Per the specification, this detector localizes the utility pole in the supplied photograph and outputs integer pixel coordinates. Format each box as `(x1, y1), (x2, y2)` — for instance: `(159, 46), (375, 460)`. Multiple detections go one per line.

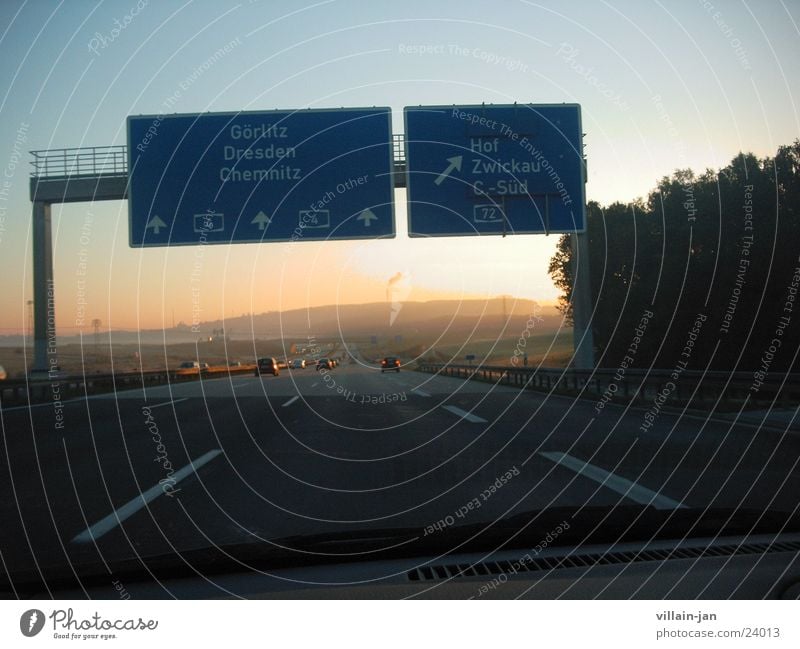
(91, 318), (101, 357)
(26, 300), (34, 340)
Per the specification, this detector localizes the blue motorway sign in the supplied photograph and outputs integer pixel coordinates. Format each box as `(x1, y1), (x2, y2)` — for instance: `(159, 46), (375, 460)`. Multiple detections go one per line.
(127, 108), (395, 246)
(404, 104), (585, 236)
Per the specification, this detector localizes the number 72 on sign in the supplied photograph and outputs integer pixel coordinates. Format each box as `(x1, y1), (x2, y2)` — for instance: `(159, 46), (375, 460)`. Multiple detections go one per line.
(474, 204), (505, 223)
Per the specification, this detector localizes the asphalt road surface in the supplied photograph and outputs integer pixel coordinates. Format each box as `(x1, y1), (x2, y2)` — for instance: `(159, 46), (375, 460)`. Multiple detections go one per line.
(2, 357), (799, 580)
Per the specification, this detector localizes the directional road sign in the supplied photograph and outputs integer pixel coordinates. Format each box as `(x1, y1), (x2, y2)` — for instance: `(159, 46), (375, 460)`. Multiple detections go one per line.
(127, 108), (395, 247)
(404, 104), (585, 237)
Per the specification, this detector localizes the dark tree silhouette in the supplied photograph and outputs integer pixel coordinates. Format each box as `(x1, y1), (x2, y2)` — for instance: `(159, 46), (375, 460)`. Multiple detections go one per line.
(549, 141), (800, 372)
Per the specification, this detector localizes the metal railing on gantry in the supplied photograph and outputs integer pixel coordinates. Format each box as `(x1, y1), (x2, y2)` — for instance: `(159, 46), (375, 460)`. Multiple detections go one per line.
(30, 145), (128, 179)
(30, 137), (409, 180)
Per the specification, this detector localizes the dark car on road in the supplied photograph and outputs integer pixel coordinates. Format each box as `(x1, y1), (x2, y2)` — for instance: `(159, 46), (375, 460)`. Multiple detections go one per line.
(255, 357), (280, 376)
(315, 358), (333, 370)
(381, 357), (401, 373)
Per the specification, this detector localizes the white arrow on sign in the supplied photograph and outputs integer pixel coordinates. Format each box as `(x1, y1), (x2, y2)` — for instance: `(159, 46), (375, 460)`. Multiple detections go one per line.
(357, 209), (378, 227)
(251, 211), (271, 230)
(434, 155), (463, 186)
(146, 215), (167, 234)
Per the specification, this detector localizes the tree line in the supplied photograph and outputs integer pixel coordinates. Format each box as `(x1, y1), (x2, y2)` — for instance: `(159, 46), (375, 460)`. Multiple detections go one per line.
(548, 141), (800, 372)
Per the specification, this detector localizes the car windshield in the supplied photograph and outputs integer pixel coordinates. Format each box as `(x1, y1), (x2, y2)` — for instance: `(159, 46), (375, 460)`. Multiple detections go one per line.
(1, 1), (798, 601)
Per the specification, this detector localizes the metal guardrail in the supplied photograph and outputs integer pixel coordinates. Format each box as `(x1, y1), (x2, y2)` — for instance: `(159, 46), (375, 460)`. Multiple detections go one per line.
(30, 145), (127, 179)
(0, 365), (256, 407)
(30, 135), (409, 180)
(416, 363), (800, 411)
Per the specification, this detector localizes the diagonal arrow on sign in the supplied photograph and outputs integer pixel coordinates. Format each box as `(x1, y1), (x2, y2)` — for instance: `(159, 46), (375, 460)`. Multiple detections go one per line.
(251, 211), (271, 230)
(357, 209), (378, 227)
(146, 215), (167, 234)
(433, 155), (463, 185)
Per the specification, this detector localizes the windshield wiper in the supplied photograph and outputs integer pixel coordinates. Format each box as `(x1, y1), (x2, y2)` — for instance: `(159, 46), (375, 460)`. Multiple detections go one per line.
(3, 506), (797, 596)
(231, 505), (800, 557)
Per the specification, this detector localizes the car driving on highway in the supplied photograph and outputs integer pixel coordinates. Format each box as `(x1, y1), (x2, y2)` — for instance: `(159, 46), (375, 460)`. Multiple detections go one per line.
(255, 357), (280, 376)
(381, 357), (401, 373)
(290, 359), (306, 369)
(315, 358), (333, 370)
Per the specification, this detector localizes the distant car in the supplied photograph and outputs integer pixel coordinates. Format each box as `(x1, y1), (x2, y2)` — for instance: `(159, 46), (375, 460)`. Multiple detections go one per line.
(255, 357), (280, 376)
(381, 357), (400, 373)
(316, 358), (333, 371)
(200, 362), (210, 372)
(229, 360), (242, 367)
(291, 359), (306, 369)
(0, 365), (6, 380)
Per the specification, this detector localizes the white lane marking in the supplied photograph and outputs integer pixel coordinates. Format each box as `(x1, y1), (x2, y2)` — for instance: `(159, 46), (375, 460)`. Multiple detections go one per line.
(441, 405), (487, 424)
(146, 398), (189, 409)
(2, 401), (66, 411)
(412, 388), (431, 397)
(311, 382), (319, 388)
(1, 390), (134, 411)
(282, 396), (299, 407)
(539, 451), (686, 510)
(72, 449), (223, 544)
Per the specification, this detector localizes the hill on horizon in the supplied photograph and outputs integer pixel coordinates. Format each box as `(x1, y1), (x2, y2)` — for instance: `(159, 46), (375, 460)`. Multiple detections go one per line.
(0, 297), (565, 346)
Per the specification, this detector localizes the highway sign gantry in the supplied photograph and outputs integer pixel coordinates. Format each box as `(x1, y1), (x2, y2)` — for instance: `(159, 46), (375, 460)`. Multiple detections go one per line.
(404, 104), (586, 237)
(127, 107), (395, 247)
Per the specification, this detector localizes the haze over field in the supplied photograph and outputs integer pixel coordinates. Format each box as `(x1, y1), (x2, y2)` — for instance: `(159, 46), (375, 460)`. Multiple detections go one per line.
(0, 297), (567, 374)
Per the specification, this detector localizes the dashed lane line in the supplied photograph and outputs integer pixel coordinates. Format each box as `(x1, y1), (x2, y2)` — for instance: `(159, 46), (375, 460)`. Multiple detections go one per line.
(71, 449), (224, 544)
(147, 398), (189, 409)
(441, 405), (487, 424)
(539, 451), (686, 510)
